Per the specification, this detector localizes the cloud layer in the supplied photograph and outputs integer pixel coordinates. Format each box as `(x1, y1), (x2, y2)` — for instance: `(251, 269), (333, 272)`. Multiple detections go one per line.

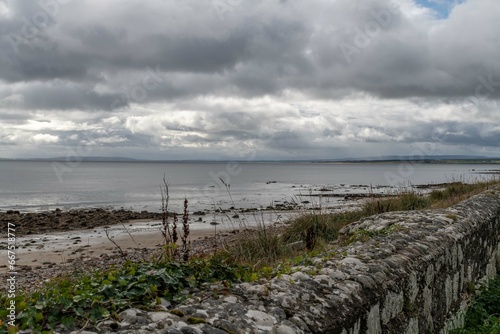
(0, 0), (499, 159)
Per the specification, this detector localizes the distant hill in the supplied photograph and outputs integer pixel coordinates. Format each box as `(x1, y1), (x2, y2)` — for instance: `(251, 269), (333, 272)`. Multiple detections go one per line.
(0, 156), (142, 162)
(48, 156), (142, 162)
(0, 155), (499, 163)
(327, 155), (500, 163)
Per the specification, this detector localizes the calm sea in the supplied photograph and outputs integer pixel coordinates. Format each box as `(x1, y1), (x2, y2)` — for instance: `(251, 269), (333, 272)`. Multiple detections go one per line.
(0, 161), (496, 213)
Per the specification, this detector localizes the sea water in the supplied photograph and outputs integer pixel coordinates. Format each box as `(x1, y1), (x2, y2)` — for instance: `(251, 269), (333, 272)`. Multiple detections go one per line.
(0, 161), (496, 213)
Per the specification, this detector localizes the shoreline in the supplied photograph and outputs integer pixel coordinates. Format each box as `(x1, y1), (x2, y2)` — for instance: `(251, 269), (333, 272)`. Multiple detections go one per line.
(0, 182), (442, 237)
(0, 182), (449, 267)
(0, 207), (295, 266)
(0, 182), (456, 292)
(0, 219), (241, 270)
(0, 216), (280, 292)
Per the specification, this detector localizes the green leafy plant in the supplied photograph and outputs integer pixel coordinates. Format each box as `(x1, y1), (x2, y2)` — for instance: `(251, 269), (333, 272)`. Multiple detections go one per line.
(451, 276), (500, 333)
(0, 258), (249, 332)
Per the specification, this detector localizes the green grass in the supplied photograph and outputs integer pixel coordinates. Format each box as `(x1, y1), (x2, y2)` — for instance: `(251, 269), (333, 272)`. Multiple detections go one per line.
(361, 191), (430, 214)
(428, 180), (497, 208)
(219, 179), (499, 268)
(282, 210), (364, 250)
(362, 179), (498, 214)
(451, 276), (500, 334)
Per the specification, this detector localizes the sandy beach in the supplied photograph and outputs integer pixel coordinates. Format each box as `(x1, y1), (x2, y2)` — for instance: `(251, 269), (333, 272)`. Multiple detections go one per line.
(1, 219), (232, 271)
(0, 209), (293, 291)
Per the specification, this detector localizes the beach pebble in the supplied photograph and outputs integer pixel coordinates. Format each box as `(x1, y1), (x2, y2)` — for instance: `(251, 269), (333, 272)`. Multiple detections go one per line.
(163, 329), (183, 334)
(223, 295), (238, 303)
(180, 327), (203, 334)
(200, 326), (228, 334)
(246, 310), (277, 327)
(148, 311), (179, 324)
(274, 324), (297, 334)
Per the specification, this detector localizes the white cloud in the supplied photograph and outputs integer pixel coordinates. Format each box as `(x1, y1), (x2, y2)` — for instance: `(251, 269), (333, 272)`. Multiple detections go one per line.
(0, 1), (10, 18)
(32, 133), (59, 144)
(96, 136), (128, 143)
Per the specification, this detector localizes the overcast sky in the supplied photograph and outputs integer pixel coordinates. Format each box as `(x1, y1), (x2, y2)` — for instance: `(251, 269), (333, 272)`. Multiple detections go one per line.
(0, 0), (499, 160)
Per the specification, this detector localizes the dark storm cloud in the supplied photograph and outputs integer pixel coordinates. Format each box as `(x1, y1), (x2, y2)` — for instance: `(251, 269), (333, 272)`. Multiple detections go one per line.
(19, 83), (121, 110)
(429, 122), (500, 148)
(1, 0), (499, 106)
(0, 111), (31, 122)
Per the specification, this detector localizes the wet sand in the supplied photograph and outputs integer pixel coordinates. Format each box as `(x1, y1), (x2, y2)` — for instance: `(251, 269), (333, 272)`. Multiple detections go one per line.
(0, 216), (272, 274)
(0, 217), (261, 292)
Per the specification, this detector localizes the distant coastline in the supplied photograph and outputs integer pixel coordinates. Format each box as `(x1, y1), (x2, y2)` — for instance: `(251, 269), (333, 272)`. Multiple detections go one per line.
(1, 155), (500, 164)
(316, 159), (500, 165)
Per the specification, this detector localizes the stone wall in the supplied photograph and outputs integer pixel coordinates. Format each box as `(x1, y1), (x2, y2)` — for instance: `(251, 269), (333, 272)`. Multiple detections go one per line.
(96, 189), (500, 334)
(334, 189), (500, 334)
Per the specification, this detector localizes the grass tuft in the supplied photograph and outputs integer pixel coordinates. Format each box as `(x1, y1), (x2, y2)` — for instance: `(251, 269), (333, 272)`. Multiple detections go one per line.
(219, 224), (294, 268)
(282, 212), (348, 251)
(362, 191), (430, 215)
(428, 180), (496, 208)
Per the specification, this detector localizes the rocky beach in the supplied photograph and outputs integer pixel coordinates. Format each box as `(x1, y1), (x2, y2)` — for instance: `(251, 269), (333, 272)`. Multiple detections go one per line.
(0, 208), (163, 236)
(0, 207), (290, 292)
